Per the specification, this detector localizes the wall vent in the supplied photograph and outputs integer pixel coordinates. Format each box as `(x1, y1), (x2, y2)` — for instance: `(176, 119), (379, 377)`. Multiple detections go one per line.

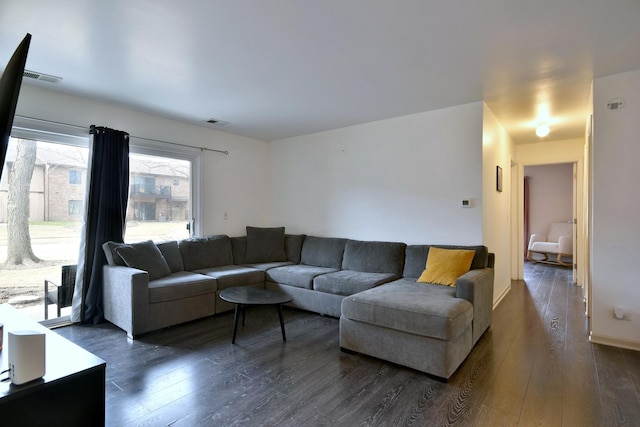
(205, 118), (229, 126)
(23, 69), (62, 84)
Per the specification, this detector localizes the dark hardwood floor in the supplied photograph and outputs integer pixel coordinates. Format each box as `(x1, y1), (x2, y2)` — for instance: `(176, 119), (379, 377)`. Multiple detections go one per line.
(56, 263), (640, 426)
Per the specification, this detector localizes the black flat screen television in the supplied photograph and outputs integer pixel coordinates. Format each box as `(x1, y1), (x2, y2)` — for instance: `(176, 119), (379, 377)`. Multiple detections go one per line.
(0, 33), (31, 171)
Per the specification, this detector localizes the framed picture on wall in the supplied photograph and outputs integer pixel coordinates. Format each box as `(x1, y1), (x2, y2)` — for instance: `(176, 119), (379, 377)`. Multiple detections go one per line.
(496, 166), (503, 192)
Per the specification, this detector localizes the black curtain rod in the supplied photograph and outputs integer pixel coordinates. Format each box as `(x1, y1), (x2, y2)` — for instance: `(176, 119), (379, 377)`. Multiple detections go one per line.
(132, 135), (229, 155)
(16, 115), (229, 155)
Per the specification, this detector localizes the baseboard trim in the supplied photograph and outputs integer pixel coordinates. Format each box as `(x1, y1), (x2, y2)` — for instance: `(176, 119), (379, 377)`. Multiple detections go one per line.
(589, 333), (640, 351)
(493, 284), (511, 310)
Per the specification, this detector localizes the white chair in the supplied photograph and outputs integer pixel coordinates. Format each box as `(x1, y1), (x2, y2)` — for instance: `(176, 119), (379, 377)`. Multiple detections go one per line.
(527, 222), (573, 267)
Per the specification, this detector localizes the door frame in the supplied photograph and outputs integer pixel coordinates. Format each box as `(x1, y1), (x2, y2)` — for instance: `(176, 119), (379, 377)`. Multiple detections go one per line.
(513, 157), (585, 287)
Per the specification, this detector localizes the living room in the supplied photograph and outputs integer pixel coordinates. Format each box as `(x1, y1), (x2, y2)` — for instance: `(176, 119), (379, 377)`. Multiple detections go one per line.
(1, 1), (640, 425)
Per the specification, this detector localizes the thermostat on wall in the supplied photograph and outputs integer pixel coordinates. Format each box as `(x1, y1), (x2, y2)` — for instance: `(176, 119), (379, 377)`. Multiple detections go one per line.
(460, 199), (471, 208)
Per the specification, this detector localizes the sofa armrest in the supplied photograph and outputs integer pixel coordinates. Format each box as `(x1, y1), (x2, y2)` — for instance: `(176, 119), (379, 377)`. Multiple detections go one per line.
(455, 267), (494, 345)
(103, 265), (150, 339)
(557, 235), (573, 255)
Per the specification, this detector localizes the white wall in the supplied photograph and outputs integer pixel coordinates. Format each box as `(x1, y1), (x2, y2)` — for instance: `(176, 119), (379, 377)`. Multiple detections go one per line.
(15, 85), (271, 237)
(270, 102), (484, 245)
(517, 139), (584, 165)
(524, 163), (573, 237)
(482, 104), (515, 305)
(591, 68), (640, 349)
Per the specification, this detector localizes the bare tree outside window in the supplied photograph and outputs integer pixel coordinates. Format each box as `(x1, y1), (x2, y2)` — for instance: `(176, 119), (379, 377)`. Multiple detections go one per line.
(5, 138), (39, 265)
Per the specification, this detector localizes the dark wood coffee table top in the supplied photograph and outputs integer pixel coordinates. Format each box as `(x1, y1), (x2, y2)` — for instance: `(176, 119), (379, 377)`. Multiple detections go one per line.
(219, 286), (292, 306)
(219, 287), (292, 344)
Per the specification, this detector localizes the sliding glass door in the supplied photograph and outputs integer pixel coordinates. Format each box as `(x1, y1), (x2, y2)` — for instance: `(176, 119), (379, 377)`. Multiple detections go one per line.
(0, 119), (201, 323)
(124, 151), (194, 244)
(0, 137), (88, 322)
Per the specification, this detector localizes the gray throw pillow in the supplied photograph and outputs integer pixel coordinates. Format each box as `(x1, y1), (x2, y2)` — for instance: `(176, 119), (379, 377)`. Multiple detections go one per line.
(179, 236), (234, 270)
(301, 236), (348, 268)
(244, 226), (286, 263)
(115, 240), (172, 281)
(156, 241), (184, 273)
(102, 241), (126, 266)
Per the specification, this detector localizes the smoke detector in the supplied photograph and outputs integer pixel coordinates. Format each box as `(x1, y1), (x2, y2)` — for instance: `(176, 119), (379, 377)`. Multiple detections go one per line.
(23, 69), (62, 84)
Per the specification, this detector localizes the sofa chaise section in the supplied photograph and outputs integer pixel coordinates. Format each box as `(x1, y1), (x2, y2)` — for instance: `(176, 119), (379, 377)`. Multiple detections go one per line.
(340, 244), (494, 379)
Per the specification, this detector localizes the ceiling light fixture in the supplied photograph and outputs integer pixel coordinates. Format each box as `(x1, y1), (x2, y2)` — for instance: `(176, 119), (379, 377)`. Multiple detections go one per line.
(536, 124), (550, 137)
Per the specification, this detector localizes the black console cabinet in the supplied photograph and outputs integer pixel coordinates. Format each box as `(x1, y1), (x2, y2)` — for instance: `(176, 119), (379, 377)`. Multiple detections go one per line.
(0, 304), (106, 426)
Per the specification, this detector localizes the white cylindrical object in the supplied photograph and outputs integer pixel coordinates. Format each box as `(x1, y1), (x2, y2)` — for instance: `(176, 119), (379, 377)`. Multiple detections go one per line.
(8, 330), (46, 385)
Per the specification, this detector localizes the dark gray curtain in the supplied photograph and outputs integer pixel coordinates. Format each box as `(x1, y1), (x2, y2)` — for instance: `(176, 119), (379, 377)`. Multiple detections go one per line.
(77, 125), (129, 324)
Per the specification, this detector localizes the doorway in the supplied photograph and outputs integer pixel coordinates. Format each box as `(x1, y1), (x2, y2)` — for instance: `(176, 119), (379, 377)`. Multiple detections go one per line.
(518, 161), (581, 285)
(524, 163), (575, 275)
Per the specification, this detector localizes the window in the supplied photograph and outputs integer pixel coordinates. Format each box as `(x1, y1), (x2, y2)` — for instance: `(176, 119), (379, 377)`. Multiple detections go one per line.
(124, 145), (200, 243)
(68, 200), (83, 215)
(133, 175), (155, 195)
(69, 170), (82, 184)
(1, 117), (202, 322)
(1, 116), (89, 322)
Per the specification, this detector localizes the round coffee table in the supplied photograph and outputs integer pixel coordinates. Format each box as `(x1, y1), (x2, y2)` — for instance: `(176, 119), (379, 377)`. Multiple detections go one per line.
(219, 286), (292, 344)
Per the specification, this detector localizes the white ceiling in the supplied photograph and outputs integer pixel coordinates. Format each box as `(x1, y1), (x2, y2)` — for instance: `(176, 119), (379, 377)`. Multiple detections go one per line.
(2, 1), (640, 143)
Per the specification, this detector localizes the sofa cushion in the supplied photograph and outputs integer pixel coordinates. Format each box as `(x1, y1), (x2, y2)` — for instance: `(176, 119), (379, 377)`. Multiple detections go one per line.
(195, 265), (265, 290)
(267, 265), (339, 289)
(285, 234), (305, 263)
(417, 247), (475, 286)
(102, 241), (126, 266)
(342, 240), (406, 275)
(230, 236), (247, 265)
(242, 261), (294, 271)
(313, 270), (397, 296)
(403, 245), (489, 278)
(244, 226), (287, 263)
(341, 281), (473, 341)
(300, 236), (348, 268)
(179, 236), (234, 270)
(115, 240), (172, 281)
(235, 234), (305, 265)
(148, 272), (217, 303)
(156, 240), (184, 273)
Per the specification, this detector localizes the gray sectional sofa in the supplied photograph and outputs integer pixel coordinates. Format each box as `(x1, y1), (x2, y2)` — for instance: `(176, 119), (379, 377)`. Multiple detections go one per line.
(102, 226), (494, 379)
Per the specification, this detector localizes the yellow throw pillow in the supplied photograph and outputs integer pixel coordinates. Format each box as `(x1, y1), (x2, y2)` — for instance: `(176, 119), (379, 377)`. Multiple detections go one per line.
(417, 247), (476, 286)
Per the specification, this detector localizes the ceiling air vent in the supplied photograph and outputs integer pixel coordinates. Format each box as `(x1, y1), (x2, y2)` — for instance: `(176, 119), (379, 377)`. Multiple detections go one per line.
(205, 118), (229, 126)
(23, 69), (62, 84)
